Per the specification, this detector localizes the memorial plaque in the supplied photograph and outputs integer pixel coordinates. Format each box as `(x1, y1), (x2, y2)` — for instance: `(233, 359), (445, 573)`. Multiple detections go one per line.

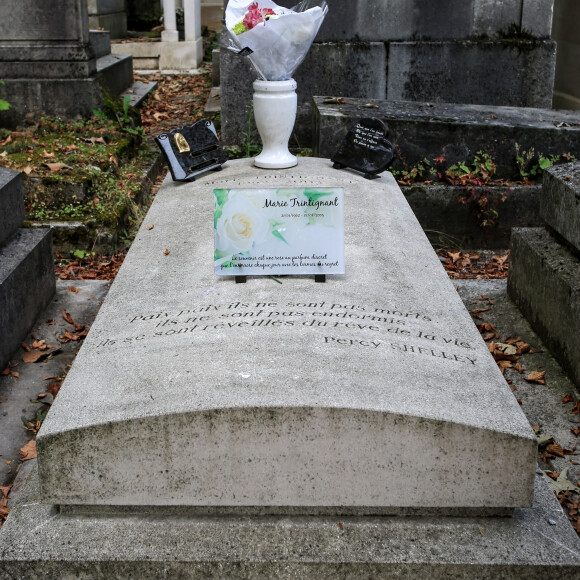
(331, 117), (395, 179)
(214, 187), (345, 276)
(155, 120), (228, 182)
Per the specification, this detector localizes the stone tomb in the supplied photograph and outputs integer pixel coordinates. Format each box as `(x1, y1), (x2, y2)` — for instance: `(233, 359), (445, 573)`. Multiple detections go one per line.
(1, 159), (579, 576)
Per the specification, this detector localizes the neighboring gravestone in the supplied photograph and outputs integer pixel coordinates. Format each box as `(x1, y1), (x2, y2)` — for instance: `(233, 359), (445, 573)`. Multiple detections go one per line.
(509, 162), (580, 387)
(0, 168), (55, 371)
(0, 0), (101, 127)
(1, 159), (579, 575)
(0, 0), (141, 128)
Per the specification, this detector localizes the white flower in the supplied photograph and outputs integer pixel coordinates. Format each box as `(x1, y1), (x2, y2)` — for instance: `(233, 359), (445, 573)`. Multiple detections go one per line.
(216, 192), (270, 254)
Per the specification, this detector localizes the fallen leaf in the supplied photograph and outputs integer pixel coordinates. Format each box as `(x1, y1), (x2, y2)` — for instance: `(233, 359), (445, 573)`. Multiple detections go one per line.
(544, 468), (579, 494)
(563, 393), (574, 404)
(43, 162), (72, 172)
(19, 440), (37, 461)
(0, 505), (10, 521)
(22, 350), (44, 363)
(0, 485), (12, 499)
(513, 362), (524, 374)
(147, 224), (154, 230)
(571, 428), (580, 437)
(22, 348), (60, 363)
(81, 136), (106, 145)
(538, 434), (554, 446)
(470, 308), (490, 314)
(68, 286), (79, 293)
(0, 367), (10, 376)
(62, 310), (74, 325)
(526, 370), (546, 384)
(494, 343), (518, 356)
(21, 165), (33, 175)
(547, 443), (565, 458)
(164, 249), (170, 255)
(496, 360), (512, 373)
(448, 251), (461, 263)
(47, 381), (62, 397)
(21, 343), (31, 352)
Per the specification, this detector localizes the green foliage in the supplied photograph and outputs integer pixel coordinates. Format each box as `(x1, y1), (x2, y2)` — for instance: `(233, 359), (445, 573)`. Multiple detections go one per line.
(515, 143), (576, 181)
(0, 80), (10, 111)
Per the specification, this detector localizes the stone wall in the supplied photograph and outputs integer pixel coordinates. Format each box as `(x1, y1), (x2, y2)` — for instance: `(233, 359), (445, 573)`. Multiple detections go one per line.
(87, 0), (128, 39)
(552, 0), (580, 109)
(220, 0), (556, 147)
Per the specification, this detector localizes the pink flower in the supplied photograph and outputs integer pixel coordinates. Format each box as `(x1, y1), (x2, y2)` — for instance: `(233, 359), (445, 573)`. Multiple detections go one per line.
(243, 2), (276, 31)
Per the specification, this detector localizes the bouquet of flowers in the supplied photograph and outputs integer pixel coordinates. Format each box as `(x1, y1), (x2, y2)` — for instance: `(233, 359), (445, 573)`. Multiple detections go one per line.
(226, 0), (328, 81)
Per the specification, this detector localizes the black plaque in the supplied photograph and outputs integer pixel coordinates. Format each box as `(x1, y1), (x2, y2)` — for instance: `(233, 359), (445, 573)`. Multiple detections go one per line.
(331, 118), (395, 179)
(155, 120), (228, 182)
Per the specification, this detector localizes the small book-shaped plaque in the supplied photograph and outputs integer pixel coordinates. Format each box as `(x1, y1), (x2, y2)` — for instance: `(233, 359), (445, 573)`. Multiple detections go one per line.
(331, 118), (395, 179)
(155, 120), (228, 182)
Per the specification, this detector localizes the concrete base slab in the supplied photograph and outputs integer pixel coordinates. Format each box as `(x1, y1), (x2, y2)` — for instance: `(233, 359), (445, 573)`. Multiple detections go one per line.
(508, 227), (580, 387)
(0, 465), (578, 578)
(0, 229), (55, 371)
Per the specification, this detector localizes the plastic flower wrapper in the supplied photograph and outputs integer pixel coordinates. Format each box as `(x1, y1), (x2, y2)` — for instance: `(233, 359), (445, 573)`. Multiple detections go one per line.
(226, 0), (328, 81)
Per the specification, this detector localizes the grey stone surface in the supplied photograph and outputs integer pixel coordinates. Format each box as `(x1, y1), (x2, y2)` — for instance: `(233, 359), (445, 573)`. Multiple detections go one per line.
(96, 53), (134, 96)
(87, 0), (127, 39)
(552, 0), (580, 109)
(0, 281), (109, 489)
(508, 227), (580, 387)
(0, 464), (579, 577)
(0, 229), (55, 372)
(0, 79), (103, 129)
(387, 41), (556, 108)
(313, 98), (580, 179)
(403, 184), (543, 249)
(522, 0), (555, 38)
(0, 0), (104, 127)
(37, 159), (535, 510)
(272, 0), (548, 42)
(473, 0), (522, 37)
(0, 0), (90, 42)
(89, 29), (112, 59)
(220, 42), (387, 147)
(89, 13), (127, 40)
(0, 169), (25, 249)
(541, 162), (580, 252)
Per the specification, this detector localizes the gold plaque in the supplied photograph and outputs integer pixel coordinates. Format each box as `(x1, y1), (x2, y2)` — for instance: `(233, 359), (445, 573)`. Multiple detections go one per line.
(174, 133), (190, 153)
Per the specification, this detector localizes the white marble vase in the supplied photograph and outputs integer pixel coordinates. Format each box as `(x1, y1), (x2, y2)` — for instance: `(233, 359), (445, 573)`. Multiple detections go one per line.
(253, 78), (298, 169)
